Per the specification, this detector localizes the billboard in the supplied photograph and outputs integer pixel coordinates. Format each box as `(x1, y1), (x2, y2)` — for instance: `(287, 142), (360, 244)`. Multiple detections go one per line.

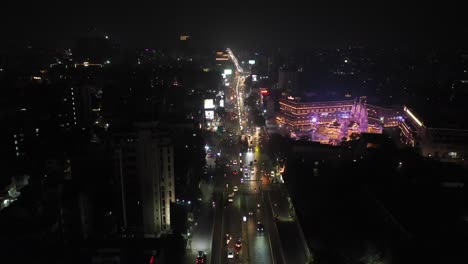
(248, 60), (255, 65)
(205, 110), (214, 120)
(204, 99), (215, 109)
(224, 69), (233, 75)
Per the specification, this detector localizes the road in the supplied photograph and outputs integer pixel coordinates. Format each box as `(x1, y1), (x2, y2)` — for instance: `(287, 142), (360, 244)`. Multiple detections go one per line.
(190, 49), (310, 264)
(210, 62), (276, 264)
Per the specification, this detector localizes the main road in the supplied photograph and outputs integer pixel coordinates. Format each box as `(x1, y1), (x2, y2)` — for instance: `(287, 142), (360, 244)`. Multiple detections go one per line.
(209, 48), (310, 264)
(211, 60), (281, 264)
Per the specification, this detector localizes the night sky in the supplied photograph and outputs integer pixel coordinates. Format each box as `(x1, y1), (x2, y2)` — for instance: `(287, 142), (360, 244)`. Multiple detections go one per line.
(1, 1), (466, 49)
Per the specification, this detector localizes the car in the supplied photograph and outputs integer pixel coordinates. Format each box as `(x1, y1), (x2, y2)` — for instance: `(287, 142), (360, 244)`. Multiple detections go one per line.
(233, 170), (238, 175)
(232, 160), (238, 165)
(228, 197), (234, 203)
(196, 251), (207, 263)
(244, 172), (249, 177)
(227, 249), (234, 259)
(257, 222), (264, 232)
(233, 186), (238, 192)
(228, 192), (234, 198)
(235, 238), (242, 248)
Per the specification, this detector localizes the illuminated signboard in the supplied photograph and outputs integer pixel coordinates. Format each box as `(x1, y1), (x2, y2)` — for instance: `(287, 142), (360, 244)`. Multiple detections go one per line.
(204, 99), (215, 109)
(248, 60), (255, 65)
(224, 69), (233, 75)
(205, 110), (214, 120)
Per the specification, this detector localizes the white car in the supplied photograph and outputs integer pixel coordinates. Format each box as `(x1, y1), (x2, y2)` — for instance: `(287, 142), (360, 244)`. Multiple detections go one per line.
(232, 160), (238, 165)
(227, 249), (234, 259)
(228, 197), (234, 203)
(233, 186), (238, 192)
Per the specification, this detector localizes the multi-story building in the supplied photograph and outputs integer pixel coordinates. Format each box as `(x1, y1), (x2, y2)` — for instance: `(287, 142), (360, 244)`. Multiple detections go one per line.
(114, 122), (175, 237)
(277, 95), (367, 128)
(276, 95), (403, 144)
(277, 95), (401, 129)
(400, 106), (468, 166)
(277, 67), (303, 93)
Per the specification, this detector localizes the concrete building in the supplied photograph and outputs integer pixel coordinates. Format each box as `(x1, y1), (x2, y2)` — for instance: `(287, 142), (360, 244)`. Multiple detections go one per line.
(400, 106), (468, 166)
(114, 122), (175, 237)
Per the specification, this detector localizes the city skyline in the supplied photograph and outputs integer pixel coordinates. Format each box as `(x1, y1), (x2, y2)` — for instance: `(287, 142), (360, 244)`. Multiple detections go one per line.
(1, 3), (468, 263)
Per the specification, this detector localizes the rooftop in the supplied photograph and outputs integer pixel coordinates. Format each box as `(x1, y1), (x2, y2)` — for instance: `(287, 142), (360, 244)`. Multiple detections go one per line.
(408, 100), (468, 130)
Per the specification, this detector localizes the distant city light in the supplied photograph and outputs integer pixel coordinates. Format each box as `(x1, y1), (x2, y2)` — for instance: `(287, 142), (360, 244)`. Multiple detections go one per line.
(105, 35), (109, 39)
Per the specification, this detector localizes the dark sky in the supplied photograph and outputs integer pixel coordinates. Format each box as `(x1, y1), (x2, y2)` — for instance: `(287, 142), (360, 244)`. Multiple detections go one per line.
(1, 1), (466, 49)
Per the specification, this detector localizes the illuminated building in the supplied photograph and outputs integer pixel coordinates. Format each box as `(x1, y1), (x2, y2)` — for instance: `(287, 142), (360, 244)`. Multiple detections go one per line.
(400, 106), (468, 165)
(277, 95), (366, 128)
(215, 51), (229, 61)
(277, 95), (404, 144)
(277, 95), (400, 129)
(114, 122), (175, 237)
